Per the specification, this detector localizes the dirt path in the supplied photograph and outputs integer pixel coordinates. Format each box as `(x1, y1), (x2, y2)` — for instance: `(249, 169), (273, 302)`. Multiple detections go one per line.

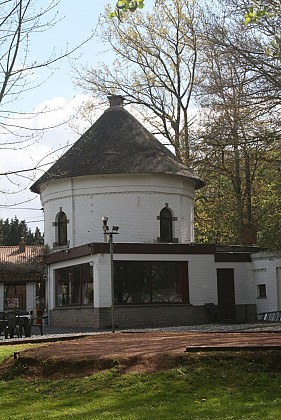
(2, 331), (281, 379)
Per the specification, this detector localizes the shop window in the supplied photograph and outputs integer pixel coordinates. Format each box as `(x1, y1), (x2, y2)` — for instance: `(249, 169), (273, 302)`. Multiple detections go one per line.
(114, 261), (189, 304)
(55, 263), (93, 307)
(258, 284), (267, 298)
(4, 283), (26, 309)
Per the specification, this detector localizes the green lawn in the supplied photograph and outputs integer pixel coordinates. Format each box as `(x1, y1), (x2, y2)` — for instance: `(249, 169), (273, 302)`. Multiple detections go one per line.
(0, 345), (281, 419)
(0, 344), (41, 364)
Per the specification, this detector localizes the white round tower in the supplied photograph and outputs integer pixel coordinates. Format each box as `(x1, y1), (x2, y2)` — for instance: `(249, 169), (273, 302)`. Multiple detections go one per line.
(31, 96), (203, 249)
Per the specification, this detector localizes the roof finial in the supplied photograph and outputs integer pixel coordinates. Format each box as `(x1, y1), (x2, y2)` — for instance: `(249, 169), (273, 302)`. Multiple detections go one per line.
(108, 95), (124, 108)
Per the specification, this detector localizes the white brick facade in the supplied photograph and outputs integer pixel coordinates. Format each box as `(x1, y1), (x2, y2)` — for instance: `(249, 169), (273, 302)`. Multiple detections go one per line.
(40, 173), (196, 249)
(30, 97), (281, 328)
(251, 251), (281, 314)
(48, 252), (256, 313)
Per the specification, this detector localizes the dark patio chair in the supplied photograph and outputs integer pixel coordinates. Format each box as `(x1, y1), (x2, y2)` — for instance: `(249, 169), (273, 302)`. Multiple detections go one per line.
(14, 310), (32, 337)
(204, 303), (218, 323)
(0, 312), (9, 339)
(5, 311), (21, 338)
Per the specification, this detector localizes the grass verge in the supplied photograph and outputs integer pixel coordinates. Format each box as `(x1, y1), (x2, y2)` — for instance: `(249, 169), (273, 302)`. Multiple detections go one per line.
(0, 348), (281, 419)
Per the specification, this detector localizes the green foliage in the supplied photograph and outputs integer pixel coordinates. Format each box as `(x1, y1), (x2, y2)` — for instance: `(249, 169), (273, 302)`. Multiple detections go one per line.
(244, 5), (269, 25)
(192, 6), (281, 247)
(252, 157), (281, 249)
(195, 175), (238, 244)
(244, 0), (280, 24)
(244, 1), (281, 56)
(0, 217), (44, 246)
(194, 131), (281, 246)
(111, 0), (145, 19)
(194, 139), (281, 247)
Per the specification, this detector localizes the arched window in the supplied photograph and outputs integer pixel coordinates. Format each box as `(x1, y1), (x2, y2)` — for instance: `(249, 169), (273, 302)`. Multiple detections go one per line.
(58, 212), (68, 246)
(160, 207), (173, 242)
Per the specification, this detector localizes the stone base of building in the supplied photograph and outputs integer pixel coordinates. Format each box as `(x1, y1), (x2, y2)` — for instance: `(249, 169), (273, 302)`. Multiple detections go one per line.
(50, 304), (257, 329)
(235, 304), (257, 323)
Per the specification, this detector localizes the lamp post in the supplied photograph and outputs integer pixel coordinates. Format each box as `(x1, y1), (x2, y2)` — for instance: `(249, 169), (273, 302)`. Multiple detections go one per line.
(102, 217), (119, 333)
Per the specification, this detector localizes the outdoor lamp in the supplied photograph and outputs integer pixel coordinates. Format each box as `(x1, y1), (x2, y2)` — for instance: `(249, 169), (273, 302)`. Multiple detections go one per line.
(101, 217), (119, 333)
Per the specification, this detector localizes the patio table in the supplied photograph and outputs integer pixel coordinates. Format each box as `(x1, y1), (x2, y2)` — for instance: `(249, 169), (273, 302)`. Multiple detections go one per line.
(0, 310), (32, 339)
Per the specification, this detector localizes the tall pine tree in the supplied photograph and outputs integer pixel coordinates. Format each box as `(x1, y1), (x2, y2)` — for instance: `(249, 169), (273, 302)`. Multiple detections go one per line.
(0, 217), (44, 246)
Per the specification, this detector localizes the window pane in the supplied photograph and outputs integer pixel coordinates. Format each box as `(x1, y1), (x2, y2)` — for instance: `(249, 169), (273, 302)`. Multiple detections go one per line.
(58, 212), (67, 246)
(115, 262), (144, 304)
(70, 266), (81, 305)
(81, 264), (93, 305)
(4, 284), (26, 309)
(56, 267), (69, 306)
(258, 284), (266, 298)
(151, 262), (178, 303)
(55, 263), (93, 306)
(114, 261), (189, 304)
(160, 208), (172, 242)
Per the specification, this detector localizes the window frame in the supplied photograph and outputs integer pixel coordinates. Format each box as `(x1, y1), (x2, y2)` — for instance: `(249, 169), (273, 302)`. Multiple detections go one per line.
(58, 211), (68, 246)
(53, 210), (70, 249)
(257, 284), (267, 298)
(4, 282), (26, 310)
(55, 263), (93, 307)
(114, 260), (189, 305)
(159, 207), (173, 242)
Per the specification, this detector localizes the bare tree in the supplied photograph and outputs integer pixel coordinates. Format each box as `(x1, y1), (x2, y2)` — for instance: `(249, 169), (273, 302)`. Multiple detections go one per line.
(194, 18), (281, 246)
(77, 0), (204, 163)
(244, 0), (281, 57)
(204, 0), (281, 97)
(0, 1), (94, 129)
(0, 1), (95, 195)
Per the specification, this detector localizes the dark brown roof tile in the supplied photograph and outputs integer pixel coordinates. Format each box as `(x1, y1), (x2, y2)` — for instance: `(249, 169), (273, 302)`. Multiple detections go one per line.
(31, 105), (203, 193)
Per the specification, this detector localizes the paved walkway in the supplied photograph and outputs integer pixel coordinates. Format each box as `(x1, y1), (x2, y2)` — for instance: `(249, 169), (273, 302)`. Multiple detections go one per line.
(1, 321), (281, 345)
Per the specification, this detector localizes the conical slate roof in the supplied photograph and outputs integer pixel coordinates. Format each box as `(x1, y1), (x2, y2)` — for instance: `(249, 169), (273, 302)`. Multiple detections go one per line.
(30, 97), (204, 194)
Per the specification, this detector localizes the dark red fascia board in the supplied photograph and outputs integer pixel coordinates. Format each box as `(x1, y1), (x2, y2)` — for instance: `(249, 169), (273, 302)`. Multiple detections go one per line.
(45, 242), (253, 264)
(215, 253), (252, 262)
(46, 242), (216, 264)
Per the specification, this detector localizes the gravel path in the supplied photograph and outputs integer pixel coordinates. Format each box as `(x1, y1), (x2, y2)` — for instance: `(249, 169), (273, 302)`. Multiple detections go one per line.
(40, 321), (281, 335)
(1, 321), (281, 344)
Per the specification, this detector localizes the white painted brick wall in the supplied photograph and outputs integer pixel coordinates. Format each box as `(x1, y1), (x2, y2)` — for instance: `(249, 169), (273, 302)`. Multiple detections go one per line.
(26, 282), (36, 312)
(216, 262), (256, 305)
(188, 255), (217, 305)
(40, 173), (195, 249)
(47, 252), (258, 310)
(93, 254), (111, 308)
(251, 252), (281, 314)
(115, 253), (219, 306)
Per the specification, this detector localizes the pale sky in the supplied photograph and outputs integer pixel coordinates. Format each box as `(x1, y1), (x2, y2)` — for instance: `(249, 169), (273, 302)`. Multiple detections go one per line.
(0, 1), (121, 232)
(0, 0), (156, 234)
